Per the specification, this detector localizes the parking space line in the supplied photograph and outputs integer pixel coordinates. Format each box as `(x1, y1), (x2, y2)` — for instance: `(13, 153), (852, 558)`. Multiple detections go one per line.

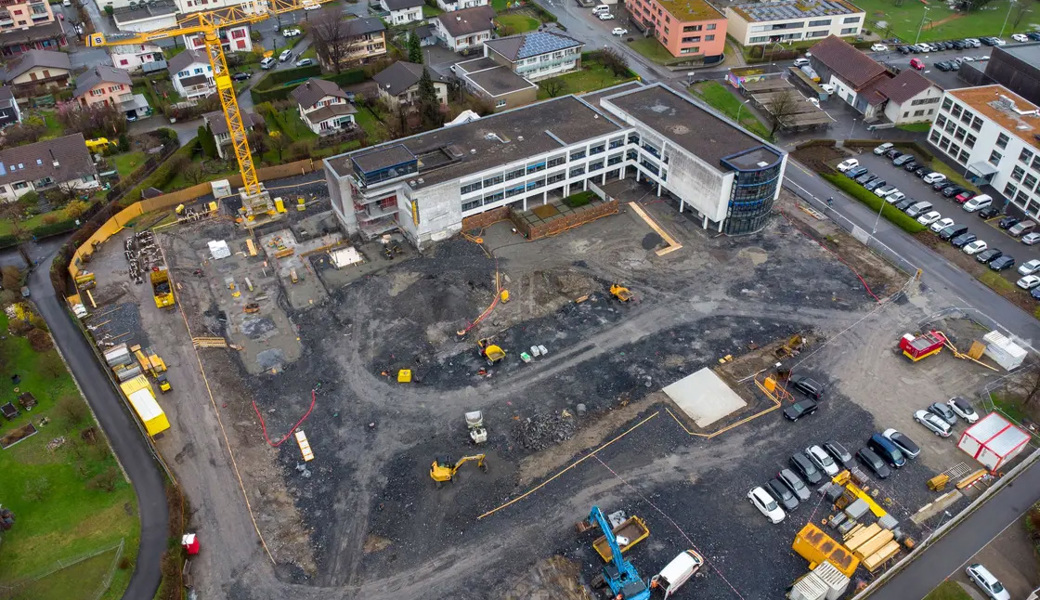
(476, 411), (660, 520)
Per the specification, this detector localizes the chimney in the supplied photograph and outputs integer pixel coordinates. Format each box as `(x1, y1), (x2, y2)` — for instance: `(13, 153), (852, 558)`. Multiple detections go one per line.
(50, 149), (59, 169)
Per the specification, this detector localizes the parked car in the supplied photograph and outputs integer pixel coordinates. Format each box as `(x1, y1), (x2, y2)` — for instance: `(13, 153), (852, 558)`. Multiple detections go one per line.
(1023, 232), (1040, 245)
(611, 27), (628, 36)
(282, 28), (301, 37)
(789, 374), (824, 400)
(783, 398), (818, 421)
(873, 142), (894, 155)
(962, 240), (988, 255)
(929, 402), (959, 424)
(868, 432), (907, 468)
(837, 158), (860, 172)
(864, 179), (887, 192)
(766, 478), (799, 511)
(978, 206), (1000, 219)
(1028, 32), (1040, 41)
(793, 58), (811, 67)
(857, 172), (878, 185)
(976, 248), (1003, 263)
(963, 195), (993, 212)
(882, 428), (920, 459)
(915, 166), (931, 177)
(884, 148), (902, 159)
(940, 224), (968, 240)
(1032, 286), (1040, 300)
(990, 255), (1016, 271)
(951, 232), (978, 248)
(910, 58), (925, 70)
(931, 217), (955, 233)
(806, 445), (839, 476)
(747, 486), (785, 524)
(820, 83), (836, 94)
(1017, 274), (1040, 289)
(260, 56), (276, 69)
(893, 154), (915, 166)
(845, 165), (868, 179)
(778, 468), (811, 501)
(824, 441), (853, 466)
(942, 185), (966, 198)
(1021, 259), (1040, 275)
(955, 190), (976, 203)
(948, 396), (980, 423)
(856, 447), (891, 479)
(935, 182), (958, 194)
(917, 211), (942, 225)
(597, 12), (615, 19)
(916, 409), (953, 437)
(898, 45), (911, 54)
(295, 58), (315, 67)
(965, 564), (1011, 600)
(231, 72), (251, 81)
(903, 160), (920, 172)
(923, 172), (947, 185)
(790, 452), (822, 485)
(1009, 220), (1037, 237)
(888, 192), (908, 205)
(998, 216), (1020, 229)
(279, 49), (293, 62)
(871, 43), (889, 52)
(936, 61), (952, 71)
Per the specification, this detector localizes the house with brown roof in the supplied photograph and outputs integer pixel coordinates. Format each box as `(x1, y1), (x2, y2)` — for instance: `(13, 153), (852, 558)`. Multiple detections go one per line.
(316, 17), (387, 71)
(808, 35), (890, 119)
(75, 65), (133, 109)
(373, 61), (448, 113)
(0, 133), (98, 202)
(0, 0), (67, 57)
(0, 49), (70, 97)
(202, 110), (265, 160)
(876, 69), (942, 125)
(434, 5), (495, 52)
(290, 78), (357, 135)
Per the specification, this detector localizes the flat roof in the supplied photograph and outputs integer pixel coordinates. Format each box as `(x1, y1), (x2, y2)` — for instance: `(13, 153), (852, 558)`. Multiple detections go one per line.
(994, 42), (1040, 67)
(327, 95), (622, 188)
(603, 84), (775, 169)
(579, 81), (645, 108)
(730, 0), (862, 22)
(352, 144), (417, 174)
(655, 0), (724, 22)
(948, 85), (1040, 151)
(454, 57), (499, 74)
(464, 66), (537, 96)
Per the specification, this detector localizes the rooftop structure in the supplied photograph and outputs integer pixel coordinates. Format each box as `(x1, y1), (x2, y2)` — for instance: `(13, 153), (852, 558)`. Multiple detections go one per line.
(947, 85), (1040, 151)
(729, 0), (861, 22)
(483, 31), (582, 62)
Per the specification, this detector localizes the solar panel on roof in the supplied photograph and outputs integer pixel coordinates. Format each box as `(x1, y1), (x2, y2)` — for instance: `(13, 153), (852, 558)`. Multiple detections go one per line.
(515, 32), (578, 60)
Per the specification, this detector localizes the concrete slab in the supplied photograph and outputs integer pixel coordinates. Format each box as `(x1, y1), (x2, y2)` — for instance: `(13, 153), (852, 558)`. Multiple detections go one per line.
(662, 367), (747, 428)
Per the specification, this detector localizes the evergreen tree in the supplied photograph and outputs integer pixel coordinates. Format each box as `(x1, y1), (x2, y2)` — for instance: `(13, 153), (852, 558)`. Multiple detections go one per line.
(199, 124), (219, 159)
(417, 67), (442, 130)
(408, 33), (423, 64)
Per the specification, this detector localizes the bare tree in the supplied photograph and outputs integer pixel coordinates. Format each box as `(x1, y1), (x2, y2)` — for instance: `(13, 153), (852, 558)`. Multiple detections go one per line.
(766, 90), (799, 136)
(1024, 360), (1040, 407)
(183, 162), (205, 185)
(1011, 0), (1031, 32)
(542, 77), (565, 98)
(310, 8), (347, 74)
(271, 131), (292, 162)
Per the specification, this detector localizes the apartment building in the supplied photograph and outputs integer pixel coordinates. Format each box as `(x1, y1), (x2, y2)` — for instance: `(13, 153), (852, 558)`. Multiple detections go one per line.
(111, 1), (178, 33)
(0, 0), (66, 56)
(323, 82), (786, 247)
(380, 0), (423, 25)
(929, 85), (1040, 217)
(109, 43), (166, 73)
(0, 49), (71, 97)
(483, 31), (583, 81)
(318, 17), (387, 71)
(0, 134), (98, 202)
(626, 0), (726, 60)
(725, 0), (864, 47)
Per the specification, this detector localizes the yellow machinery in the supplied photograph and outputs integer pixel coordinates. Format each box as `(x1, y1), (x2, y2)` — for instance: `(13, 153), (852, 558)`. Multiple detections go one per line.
(477, 338), (505, 365)
(85, 137), (111, 151)
(429, 454), (487, 487)
(610, 283), (634, 302)
(156, 373), (172, 393)
(150, 266), (175, 308)
(86, 0), (333, 221)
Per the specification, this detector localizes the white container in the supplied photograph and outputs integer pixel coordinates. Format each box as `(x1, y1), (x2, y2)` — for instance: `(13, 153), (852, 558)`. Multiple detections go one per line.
(958, 413), (1031, 471)
(789, 572), (828, 600)
(982, 330), (1027, 371)
(812, 560), (850, 600)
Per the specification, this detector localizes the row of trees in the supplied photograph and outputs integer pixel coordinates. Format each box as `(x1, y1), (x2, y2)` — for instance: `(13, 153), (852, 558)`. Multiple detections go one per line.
(1, 103), (128, 149)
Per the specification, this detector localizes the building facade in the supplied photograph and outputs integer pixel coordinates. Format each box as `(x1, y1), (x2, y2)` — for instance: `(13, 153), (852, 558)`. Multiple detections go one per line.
(291, 78), (357, 135)
(0, 49), (71, 97)
(0, 0), (66, 56)
(323, 83), (786, 247)
(483, 31), (583, 81)
(380, 0), (423, 25)
(435, 5), (495, 52)
(877, 69), (942, 125)
(435, 0), (485, 13)
(0, 134), (99, 202)
(202, 110), (264, 159)
(75, 65), (133, 108)
(0, 85), (19, 128)
(111, 2), (178, 33)
(168, 49), (215, 98)
(452, 56), (539, 111)
(627, 0), (726, 60)
(929, 85), (1040, 218)
(184, 24), (252, 53)
(725, 0), (864, 47)
(373, 61), (449, 113)
(318, 18), (386, 71)
(110, 43), (166, 73)
(809, 35), (888, 119)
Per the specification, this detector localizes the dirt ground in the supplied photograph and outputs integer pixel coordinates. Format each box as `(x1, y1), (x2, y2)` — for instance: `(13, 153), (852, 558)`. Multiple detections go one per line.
(77, 178), (1032, 600)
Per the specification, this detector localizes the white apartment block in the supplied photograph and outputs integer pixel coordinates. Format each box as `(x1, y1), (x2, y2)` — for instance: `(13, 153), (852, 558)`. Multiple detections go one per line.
(725, 0), (864, 46)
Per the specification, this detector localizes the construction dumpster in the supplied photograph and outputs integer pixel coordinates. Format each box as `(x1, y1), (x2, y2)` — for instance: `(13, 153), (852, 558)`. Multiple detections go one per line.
(793, 523), (860, 578)
(151, 267), (175, 308)
(593, 515), (649, 563)
(120, 375), (170, 436)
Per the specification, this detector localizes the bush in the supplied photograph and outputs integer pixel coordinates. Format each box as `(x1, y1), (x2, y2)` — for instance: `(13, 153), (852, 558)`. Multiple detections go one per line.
(8, 319), (33, 336)
(563, 191), (595, 208)
(1, 265), (22, 290)
(27, 328), (53, 352)
(87, 468), (119, 492)
(822, 174), (926, 234)
(56, 394), (89, 426)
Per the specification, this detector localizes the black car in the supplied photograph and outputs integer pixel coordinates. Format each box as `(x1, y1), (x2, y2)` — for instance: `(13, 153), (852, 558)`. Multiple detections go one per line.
(915, 166), (930, 177)
(856, 447), (891, 479)
(885, 148), (902, 159)
(934, 180), (957, 192)
(990, 255), (1016, 271)
(790, 452), (823, 485)
(845, 165), (868, 179)
(935, 61), (951, 71)
(1031, 286), (1040, 300)
(857, 172), (877, 185)
(999, 216), (1020, 229)
(976, 248), (1003, 263)
(903, 160), (920, 172)
(767, 478), (799, 511)
(981, 37), (998, 46)
(898, 45), (911, 54)
(929, 401), (959, 424)
(231, 72), (251, 81)
(952, 40), (967, 49)
(895, 198), (915, 211)
(978, 206), (1001, 219)
(824, 441), (853, 466)
(893, 154), (916, 166)
(789, 374), (824, 400)
(864, 179), (887, 192)
(951, 232), (977, 248)
(885, 430), (920, 459)
(942, 185), (965, 198)
(939, 224), (968, 240)
(1028, 32), (1040, 41)
(783, 398), (818, 421)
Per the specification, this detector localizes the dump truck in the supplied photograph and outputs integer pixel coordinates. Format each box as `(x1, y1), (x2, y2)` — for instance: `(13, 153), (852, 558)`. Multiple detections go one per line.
(593, 515), (649, 563)
(151, 267), (175, 308)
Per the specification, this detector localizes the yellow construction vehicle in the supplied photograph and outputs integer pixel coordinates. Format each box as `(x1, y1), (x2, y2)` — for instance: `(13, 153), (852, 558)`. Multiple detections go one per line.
(156, 373), (172, 394)
(244, 302), (260, 313)
(610, 284), (634, 302)
(429, 454), (487, 487)
(86, 0), (334, 222)
(477, 338), (506, 365)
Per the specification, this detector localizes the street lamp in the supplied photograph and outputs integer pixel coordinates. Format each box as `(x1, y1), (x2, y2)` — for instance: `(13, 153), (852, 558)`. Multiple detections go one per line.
(848, 117), (857, 139)
(915, 7), (930, 44)
(736, 99), (751, 124)
(1000, 0), (1017, 38)
(872, 195), (886, 234)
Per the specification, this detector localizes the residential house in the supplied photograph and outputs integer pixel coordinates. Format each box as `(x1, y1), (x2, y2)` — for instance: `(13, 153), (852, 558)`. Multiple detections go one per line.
(202, 110), (265, 160)
(435, 5), (495, 53)
(413, 24), (437, 47)
(317, 17), (387, 71)
(0, 0), (66, 56)
(875, 69), (942, 125)
(173, 0), (257, 13)
(453, 56), (538, 111)
(627, 0), (725, 60)
(75, 65), (133, 109)
(111, 1), (178, 33)
(0, 85), (20, 128)
(808, 35), (890, 119)
(380, 0), (423, 26)
(184, 24), (252, 54)
(168, 49), (215, 99)
(435, 0), (486, 12)
(0, 49), (71, 97)
(725, 0), (864, 47)
(373, 61), (448, 113)
(483, 31), (583, 81)
(291, 78), (357, 136)
(109, 43), (166, 73)
(0, 133), (99, 202)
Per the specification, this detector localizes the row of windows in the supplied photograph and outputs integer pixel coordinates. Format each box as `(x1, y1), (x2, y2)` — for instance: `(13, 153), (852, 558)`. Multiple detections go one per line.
(459, 144), (629, 197)
(930, 130), (971, 166)
(461, 168), (623, 213)
(1002, 181), (1040, 216)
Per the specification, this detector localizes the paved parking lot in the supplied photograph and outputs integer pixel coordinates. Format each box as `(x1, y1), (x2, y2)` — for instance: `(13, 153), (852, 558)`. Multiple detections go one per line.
(871, 46), (993, 91)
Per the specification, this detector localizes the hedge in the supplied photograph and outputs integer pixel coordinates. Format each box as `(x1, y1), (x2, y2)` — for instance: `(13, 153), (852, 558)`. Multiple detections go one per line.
(32, 218), (80, 239)
(822, 173), (926, 234)
(262, 64), (322, 86)
(250, 66), (368, 104)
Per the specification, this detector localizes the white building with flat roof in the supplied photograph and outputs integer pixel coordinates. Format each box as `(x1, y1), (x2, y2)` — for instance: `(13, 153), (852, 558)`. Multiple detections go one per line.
(726, 0), (864, 46)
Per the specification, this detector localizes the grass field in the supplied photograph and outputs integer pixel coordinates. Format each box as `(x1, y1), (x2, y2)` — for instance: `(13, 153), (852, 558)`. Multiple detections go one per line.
(854, 0), (1038, 42)
(689, 81), (772, 140)
(355, 105), (388, 141)
(627, 37), (676, 64)
(923, 580), (972, 600)
(497, 13), (540, 33)
(491, 0), (507, 11)
(0, 312), (138, 599)
(536, 62), (634, 99)
(110, 152), (146, 177)
(422, 4), (441, 17)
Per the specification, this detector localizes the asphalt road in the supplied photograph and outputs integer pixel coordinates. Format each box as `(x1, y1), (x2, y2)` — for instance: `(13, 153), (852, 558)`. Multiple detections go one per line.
(27, 255), (168, 600)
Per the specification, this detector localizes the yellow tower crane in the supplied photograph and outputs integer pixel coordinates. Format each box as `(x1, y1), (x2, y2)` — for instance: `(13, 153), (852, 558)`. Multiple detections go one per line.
(87, 0), (332, 222)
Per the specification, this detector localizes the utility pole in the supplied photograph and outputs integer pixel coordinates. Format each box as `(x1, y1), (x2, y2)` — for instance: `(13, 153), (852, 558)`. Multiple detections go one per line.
(1000, 0), (1017, 37)
(915, 7), (930, 44)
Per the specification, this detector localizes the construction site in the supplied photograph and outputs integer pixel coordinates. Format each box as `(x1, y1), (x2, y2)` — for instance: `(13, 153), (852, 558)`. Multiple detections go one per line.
(65, 173), (1035, 600)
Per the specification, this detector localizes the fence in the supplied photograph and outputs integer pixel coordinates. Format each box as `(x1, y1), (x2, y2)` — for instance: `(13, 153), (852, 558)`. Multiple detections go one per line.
(0, 538), (125, 600)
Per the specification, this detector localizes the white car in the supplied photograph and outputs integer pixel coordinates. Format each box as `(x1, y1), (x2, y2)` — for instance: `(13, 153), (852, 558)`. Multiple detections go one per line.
(948, 396), (980, 424)
(747, 486), (785, 524)
(611, 27), (628, 36)
(62, 0), (71, 4)
(874, 142), (894, 155)
(295, 58), (315, 67)
(1020, 259), (1040, 275)
(302, 0), (320, 8)
(1016, 274), (1040, 289)
(1012, 33), (1029, 43)
(1022, 232), (1040, 245)
(917, 211), (942, 226)
(279, 49), (293, 62)
(963, 240), (988, 255)
(806, 445), (839, 476)
(836, 158), (859, 172)
(793, 58), (810, 67)
(886, 191), (906, 204)
(931, 217), (955, 233)
(820, 83), (836, 94)
(282, 28), (302, 37)
(923, 172), (947, 184)
(597, 12), (615, 19)
(915, 409), (952, 437)
(870, 44), (889, 52)
(809, 97), (820, 108)
(875, 185), (898, 198)
(966, 564), (1011, 600)
(993, 38), (1007, 46)
(962, 55), (976, 62)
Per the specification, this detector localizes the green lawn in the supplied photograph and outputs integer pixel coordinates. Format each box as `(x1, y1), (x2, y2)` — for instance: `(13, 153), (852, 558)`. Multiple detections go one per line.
(422, 4), (441, 17)
(164, 162), (238, 191)
(627, 37), (677, 65)
(990, 392), (1032, 425)
(689, 81), (772, 140)
(110, 152), (146, 177)
(854, 0), (1038, 42)
(355, 105), (388, 142)
(923, 581), (972, 600)
(491, 0), (508, 11)
(537, 63), (634, 99)
(497, 13), (540, 33)
(926, 156), (978, 193)
(0, 312), (138, 598)
(41, 112), (62, 141)
(897, 122), (932, 133)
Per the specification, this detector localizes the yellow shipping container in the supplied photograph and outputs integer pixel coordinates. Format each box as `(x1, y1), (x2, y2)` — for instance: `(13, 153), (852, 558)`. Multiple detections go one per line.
(119, 375), (152, 396)
(120, 376), (169, 436)
(793, 523), (860, 578)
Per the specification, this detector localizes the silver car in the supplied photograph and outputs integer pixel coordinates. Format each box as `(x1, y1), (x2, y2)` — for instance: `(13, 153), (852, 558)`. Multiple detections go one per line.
(778, 468), (811, 501)
(915, 410), (952, 437)
(806, 445), (839, 476)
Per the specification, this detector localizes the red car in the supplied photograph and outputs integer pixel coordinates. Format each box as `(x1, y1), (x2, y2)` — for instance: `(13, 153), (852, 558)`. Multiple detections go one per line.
(910, 58), (925, 70)
(955, 190), (976, 203)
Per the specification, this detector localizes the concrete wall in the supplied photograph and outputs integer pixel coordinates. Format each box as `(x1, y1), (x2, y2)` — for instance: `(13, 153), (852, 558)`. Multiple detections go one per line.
(412, 180), (463, 247)
(884, 85), (942, 125)
(491, 86), (538, 112)
(985, 47), (1040, 106)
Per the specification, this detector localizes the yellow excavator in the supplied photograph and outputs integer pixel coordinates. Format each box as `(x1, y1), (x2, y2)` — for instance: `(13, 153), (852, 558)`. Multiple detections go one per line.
(610, 284), (634, 302)
(477, 338), (506, 365)
(430, 454), (487, 487)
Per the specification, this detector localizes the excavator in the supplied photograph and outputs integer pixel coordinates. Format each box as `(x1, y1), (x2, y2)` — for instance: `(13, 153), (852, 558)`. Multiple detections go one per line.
(610, 284), (634, 302)
(429, 454), (487, 488)
(477, 338), (506, 366)
(582, 505), (651, 600)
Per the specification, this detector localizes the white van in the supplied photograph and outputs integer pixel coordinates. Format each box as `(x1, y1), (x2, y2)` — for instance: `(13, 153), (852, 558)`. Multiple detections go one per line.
(260, 56), (276, 70)
(650, 550), (703, 599)
(963, 194), (992, 212)
(1010, 219), (1037, 237)
(592, 4), (610, 13)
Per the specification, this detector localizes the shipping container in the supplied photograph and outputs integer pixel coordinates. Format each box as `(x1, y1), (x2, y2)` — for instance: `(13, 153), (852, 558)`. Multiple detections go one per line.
(958, 413), (1030, 471)
(812, 560), (850, 600)
(789, 572), (828, 600)
(982, 330), (1027, 371)
(793, 523), (860, 578)
(120, 375), (170, 436)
